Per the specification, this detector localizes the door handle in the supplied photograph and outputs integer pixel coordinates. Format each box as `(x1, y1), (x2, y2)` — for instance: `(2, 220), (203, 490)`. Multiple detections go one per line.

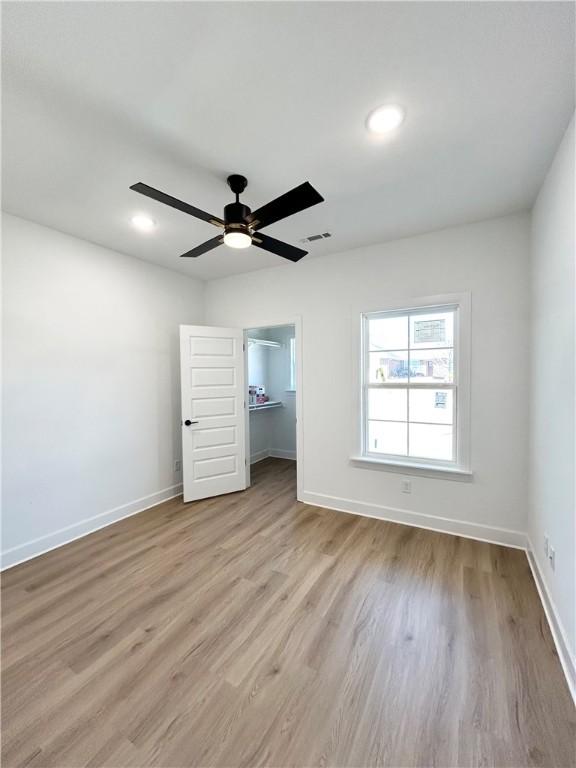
(184, 420), (199, 426)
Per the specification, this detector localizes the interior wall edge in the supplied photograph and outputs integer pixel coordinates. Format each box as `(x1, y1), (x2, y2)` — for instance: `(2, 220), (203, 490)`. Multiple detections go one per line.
(299, 490), (527, 549)
(0, 484), (183, 571)
(526, 540), (576, 705)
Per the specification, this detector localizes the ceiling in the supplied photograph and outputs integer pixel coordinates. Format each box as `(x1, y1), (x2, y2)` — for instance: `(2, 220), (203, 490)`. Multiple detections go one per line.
(2, 2), (574, 281)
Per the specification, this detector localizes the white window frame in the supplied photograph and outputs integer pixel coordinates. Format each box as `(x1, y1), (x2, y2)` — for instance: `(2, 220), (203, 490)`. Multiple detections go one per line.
(352, 293), (472, 478)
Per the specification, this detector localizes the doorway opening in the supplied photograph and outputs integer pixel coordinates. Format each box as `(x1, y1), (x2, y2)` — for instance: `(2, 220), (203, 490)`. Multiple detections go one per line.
(245, 324), (297, 495)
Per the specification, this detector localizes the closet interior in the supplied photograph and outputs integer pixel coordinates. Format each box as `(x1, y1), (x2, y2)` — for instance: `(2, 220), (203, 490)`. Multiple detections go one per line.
(246, 324), (296, 467)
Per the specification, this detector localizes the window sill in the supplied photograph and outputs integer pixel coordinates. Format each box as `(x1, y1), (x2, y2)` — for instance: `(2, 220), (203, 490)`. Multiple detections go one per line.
(350, 455), (473, 481)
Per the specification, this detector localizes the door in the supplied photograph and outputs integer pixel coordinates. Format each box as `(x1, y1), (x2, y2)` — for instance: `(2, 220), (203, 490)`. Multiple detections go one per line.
(180, 325), (247, 502)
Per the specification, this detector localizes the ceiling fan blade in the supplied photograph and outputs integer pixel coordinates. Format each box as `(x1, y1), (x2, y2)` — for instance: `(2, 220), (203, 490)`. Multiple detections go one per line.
(130, 182), (224, 227)
(247, 182), (324, 231)
(180, 235), (223, 258)
(252, 233), (307, 262)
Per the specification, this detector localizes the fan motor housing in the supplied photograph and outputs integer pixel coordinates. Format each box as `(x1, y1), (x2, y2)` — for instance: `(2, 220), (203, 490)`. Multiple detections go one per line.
(224, 202), (251, 228)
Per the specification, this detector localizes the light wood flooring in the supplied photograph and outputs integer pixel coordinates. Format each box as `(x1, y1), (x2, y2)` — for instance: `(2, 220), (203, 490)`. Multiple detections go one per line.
(2, 459), (574, 767)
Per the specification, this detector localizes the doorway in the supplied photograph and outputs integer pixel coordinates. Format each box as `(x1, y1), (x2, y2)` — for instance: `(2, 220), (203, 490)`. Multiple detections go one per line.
(245, 324), (298, 494)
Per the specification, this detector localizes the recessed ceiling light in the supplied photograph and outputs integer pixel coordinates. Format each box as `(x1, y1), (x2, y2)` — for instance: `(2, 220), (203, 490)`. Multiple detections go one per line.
(131, 214), (156, 233)
(366, 104), (405, 135)
(223, 230), (252, 249)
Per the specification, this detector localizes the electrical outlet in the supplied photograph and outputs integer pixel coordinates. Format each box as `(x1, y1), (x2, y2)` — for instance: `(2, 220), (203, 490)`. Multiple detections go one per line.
(401, 478), (412, 494)
(174, 460), (182, 472)
(548, 545), (556, 571)
(544, 534), (549, 557)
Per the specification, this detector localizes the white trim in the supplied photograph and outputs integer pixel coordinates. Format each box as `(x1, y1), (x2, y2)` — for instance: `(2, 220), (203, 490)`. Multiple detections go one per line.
(243, 330), (251, 489)
(270, 449), (297, 461)
(526, 540), (576, 704)
(300, 490), (526, 548)
(350, 455), (473, 481)
(1, 484), (183, 571)
(250, 449), (297, 465)
(250, 449), (271, 465)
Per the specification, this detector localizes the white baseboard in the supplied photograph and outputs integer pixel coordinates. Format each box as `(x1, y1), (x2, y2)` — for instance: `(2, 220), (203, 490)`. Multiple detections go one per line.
(250, 449), (271, 465)
(251, 449), (297, 465)
(270, 449), (296, 461)
(1, 484), (183, 571)
(299, 490), (527, 549)
(526, 541), (576, 704)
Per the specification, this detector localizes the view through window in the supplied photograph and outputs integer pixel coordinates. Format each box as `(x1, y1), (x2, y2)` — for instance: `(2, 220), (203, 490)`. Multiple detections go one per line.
(363, 306), (457, 464)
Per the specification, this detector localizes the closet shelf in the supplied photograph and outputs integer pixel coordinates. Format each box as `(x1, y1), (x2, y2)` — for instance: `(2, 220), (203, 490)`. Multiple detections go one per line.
(249, 401), (283, 411)
(247, 338), (281, 349)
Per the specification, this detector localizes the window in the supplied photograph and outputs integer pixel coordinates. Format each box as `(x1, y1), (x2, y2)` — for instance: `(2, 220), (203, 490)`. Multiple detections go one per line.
(360, 301), (469, 471)
(288, 336), (296, 391)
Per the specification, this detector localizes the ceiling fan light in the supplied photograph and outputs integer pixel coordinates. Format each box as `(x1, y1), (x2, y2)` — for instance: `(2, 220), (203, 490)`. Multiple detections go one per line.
(366, 104), (405, 134)
(223, 230), (252, 249)
(131, 214), (156, 233)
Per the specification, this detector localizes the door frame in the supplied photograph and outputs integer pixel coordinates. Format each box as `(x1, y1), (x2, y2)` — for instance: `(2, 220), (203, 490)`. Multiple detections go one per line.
(243, 316), (303, 500)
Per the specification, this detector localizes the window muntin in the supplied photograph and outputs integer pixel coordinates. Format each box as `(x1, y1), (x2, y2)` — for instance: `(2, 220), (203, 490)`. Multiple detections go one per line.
(363, 305), (458, 466)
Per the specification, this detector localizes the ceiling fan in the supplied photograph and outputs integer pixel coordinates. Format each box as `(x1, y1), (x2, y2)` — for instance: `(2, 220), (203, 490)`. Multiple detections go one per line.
(129, 174), (324, 262)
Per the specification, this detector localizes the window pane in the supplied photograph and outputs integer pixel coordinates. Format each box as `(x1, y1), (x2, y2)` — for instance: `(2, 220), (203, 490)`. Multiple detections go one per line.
(368, 421), (407, 456)
(410, 311), (454, 349)
(368, 388), (407, 421)
(409, 349), (453, 383)
(409, 389), (453, 425)
(409, 423), (453, 461)
(369, 351), (409, 383)
(369, 316), (408, 351)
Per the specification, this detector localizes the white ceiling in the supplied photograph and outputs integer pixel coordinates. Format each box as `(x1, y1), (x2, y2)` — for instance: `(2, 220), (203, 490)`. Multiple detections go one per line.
(2, 2), (574, 281)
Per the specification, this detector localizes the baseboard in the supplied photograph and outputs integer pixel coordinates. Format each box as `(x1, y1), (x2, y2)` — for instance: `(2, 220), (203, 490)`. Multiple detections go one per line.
(250, 449), (271, 465)
(251, 449), (296, 464)
(1, 484), (183, 571)
(270, 449), (296, 460)
(299, 490), (527, 549)
(526, 541), (576, 704)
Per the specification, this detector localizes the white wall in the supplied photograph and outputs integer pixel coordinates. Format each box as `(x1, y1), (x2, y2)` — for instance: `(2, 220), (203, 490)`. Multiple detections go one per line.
(528, 115), (575, 669)
(1, 213), (204, 567)
(206, 213), (531, 545)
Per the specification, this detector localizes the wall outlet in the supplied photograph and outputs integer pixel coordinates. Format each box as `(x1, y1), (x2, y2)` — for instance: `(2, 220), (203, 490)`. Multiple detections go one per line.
(401, 478), (412, 494)
(544, 534), (549, 557)
(174, 459), (182, 472)
(548, 545), (556, 571)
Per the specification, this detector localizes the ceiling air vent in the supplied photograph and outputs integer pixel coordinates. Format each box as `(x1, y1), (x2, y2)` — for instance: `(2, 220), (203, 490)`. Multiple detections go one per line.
(299, 232), (332, 244)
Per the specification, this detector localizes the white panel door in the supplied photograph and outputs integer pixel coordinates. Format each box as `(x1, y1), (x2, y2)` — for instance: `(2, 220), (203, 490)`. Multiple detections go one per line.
(180, 325), (247, 502)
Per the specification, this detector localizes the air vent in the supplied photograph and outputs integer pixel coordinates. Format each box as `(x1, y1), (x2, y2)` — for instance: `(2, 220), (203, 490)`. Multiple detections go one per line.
(300, 232), (332, 244)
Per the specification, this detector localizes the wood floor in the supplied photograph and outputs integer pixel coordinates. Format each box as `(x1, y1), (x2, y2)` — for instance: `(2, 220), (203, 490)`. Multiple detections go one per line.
(2, 459), (574, 768)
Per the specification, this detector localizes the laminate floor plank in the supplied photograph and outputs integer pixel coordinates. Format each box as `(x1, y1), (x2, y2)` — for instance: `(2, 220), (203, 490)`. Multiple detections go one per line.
(2, 459), (574, 767)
